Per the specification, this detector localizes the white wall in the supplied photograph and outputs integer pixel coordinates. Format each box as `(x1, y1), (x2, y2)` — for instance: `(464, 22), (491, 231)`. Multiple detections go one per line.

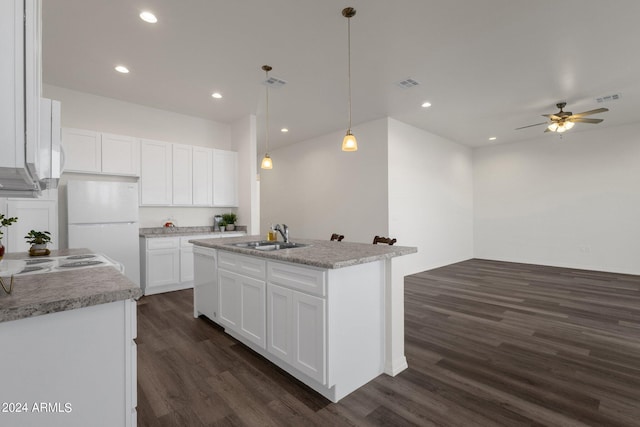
(232, 115), (259, 235)
(388, 118), (474, 275)
(474, 123), (640, 275)
(260, 119), (389, 242)
(43, 85), (234, 235)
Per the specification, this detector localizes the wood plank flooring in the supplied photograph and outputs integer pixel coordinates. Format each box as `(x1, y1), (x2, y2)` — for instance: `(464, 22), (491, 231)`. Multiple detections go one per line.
(136, 259), (640, 426)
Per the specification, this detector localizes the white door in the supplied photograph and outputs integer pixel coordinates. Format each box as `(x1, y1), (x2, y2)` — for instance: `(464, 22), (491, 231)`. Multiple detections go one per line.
(267, 283), (293, 363)
(172, 144), (193, 205)
(145, 248), (179, 289)
(212, 149), (238, 207)
(180, 246), (194, 283)
(240, 274), (266, 349)
(140, 139), (172, 205)
(102, 133), (140, 176)
(218, 269), (242, 330)
(192, 146), (212, 206)
(293, 292), (326, 384)
(62, 128), (101, 173)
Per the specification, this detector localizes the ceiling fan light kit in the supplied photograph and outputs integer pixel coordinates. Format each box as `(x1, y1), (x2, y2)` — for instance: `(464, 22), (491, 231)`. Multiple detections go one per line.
(516, 102), (609, 134)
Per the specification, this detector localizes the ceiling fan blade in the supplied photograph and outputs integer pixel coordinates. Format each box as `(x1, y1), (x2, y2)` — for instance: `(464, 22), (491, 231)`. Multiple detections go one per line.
(515, 122), (547, 130)
(570, 108), (609, 118)
(544, 128), (552, 133)
(570, 118), (604, 124)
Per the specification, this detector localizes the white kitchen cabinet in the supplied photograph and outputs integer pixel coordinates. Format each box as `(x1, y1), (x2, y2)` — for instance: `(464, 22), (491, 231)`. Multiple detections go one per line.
(101, 133), (140, 176)
(5, 197), (58, 253)
(141, 237), (180, 293)
(192, 146), (213, 206)
(218, 268), (266, 349)
(267, 269), (326, 385)
(140, 139), (173, 205)
(172, 144), (193, 205)
(213, 149), (238, 207)
(62, 128), (102, 173)
(142, 233), (244, 295)
(62, 129), (140, 176)
(193, 246), (217, 321)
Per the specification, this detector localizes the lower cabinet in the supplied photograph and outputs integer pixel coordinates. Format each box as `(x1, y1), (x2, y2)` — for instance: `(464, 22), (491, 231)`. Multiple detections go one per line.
(141, 233), (243, 295)
(267, 283), (326, 384)
(218, 263), (267, 349)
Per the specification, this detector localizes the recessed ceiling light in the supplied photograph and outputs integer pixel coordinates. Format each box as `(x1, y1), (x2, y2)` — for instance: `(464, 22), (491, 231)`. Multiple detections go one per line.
(211, 92), (222, 99)
(139, 11), (157, 23)
(115, 65), (129, 74)
(489, 137), (497, 141)
(281, 128), (288, 133)
(421, 101), (432, 108)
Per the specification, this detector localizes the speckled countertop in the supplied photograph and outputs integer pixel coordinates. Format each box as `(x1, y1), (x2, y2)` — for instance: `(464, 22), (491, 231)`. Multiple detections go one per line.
(0, 249), (142, 323)
(139, 225), (247, 238)
(190, 235), (417, 269)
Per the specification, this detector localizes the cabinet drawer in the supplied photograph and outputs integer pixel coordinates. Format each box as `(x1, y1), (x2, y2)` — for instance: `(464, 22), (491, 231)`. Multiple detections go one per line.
(218, 251), (266, 279)
(268, 261), (326, 297)
(146, 237), (179, 250)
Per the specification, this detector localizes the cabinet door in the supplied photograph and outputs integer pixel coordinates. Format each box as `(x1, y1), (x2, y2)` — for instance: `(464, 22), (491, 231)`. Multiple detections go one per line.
(192, 146), (213, 206)
(62, 128), (101, 173)
(102, 133), (140, 176)
(140, 139), (172, 205)
(218, 269), (242, 330)
(194, 248), (217, 321)
(212, 149), (238, 207)
(145, 249), (180, 289)
(172, 144), (193, 205)
(6, 199), (57, 252)
(267, 283), (293, 363)
(218, 269), (266, 348)
(293, 292), (326, 384)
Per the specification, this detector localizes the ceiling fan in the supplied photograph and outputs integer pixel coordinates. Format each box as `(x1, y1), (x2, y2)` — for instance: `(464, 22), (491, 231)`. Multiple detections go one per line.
(516, 102), (609, 133)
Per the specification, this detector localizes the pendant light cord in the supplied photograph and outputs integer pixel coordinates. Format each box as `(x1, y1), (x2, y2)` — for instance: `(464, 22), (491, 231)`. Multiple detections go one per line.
(265, 70), (269, 153)
(347, 16), (352, 132)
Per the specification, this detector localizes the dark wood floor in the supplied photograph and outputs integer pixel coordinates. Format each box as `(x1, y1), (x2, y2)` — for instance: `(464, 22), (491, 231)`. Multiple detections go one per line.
(136, 259), (640, 426)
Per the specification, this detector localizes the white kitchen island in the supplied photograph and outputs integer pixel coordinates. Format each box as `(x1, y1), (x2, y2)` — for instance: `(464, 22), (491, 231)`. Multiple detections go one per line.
(191, 235), (417, 402)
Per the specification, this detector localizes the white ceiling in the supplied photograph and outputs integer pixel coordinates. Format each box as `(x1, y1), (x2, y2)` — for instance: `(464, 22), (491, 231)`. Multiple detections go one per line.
(42, 0), (640, 150)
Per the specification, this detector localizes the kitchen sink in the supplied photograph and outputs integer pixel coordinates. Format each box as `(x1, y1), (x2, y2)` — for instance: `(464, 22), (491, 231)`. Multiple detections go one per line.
(228, 240), (309, 251)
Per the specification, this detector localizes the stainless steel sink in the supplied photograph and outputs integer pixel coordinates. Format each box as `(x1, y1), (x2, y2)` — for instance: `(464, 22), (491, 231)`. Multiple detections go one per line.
(228, 240), (309, 251)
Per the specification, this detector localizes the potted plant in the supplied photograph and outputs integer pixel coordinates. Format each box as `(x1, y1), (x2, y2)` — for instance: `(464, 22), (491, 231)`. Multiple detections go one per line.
(218, 220), (226, 232)
(222, 213), (237, 231)
(0, 214), (18, 261)
(25, 230), (52, 254)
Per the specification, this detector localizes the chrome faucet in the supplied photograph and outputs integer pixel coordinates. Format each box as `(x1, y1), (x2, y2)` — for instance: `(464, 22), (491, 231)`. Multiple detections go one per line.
(274, 224), (289, 243)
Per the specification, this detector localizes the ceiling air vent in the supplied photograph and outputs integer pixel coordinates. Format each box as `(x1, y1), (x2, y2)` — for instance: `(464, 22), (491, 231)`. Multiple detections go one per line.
(395, 78), (420, 89)
(262, 76), (287, 88)
(596, 93), (621, 103)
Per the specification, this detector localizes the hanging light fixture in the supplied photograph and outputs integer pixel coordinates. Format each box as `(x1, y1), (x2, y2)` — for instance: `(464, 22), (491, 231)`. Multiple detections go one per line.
(261, 65), (273, 169)
(341, 7), (357, 152)
(547, 121), (574, 133)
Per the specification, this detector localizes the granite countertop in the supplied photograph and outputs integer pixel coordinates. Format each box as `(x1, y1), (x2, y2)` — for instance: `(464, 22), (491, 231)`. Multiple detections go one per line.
(139, 225), (247, 238)
(0, 248), (142, 323)
(190, 235), (417, 269)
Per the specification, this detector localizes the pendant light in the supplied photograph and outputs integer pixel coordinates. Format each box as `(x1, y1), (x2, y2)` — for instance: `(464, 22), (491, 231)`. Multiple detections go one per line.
(341, 7), (357, 152)
(261, 65), (273, 169)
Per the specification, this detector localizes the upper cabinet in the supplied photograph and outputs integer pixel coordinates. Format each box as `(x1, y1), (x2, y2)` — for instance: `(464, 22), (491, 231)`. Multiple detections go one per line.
(213, 149), (238, 207)
(62, 128), (140, 176)
(102, 133), (140, 176)
(192, 146), (213, 206)
(172, 144), (193, 205)
(140, 139), (173, 205)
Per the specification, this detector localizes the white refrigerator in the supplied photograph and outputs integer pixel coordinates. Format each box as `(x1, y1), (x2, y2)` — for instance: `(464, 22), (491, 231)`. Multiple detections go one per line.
(67, 180), (140, 286)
